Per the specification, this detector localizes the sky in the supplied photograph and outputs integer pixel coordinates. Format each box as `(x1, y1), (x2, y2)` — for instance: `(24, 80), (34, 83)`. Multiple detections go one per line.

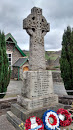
(0, 0), (73, 51)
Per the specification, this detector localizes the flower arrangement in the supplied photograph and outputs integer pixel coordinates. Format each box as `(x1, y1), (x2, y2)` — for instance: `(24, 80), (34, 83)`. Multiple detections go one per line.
(43, 110), (60, 130)
(25, 116), (44, 130)
(57, 108), (72, 127)
(19, 123), (25, 130)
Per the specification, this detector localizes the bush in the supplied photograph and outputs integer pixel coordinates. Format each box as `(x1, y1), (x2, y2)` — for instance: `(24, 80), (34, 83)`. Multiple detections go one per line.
(0, 31), (11, 98)
(60, 26), (73, 95)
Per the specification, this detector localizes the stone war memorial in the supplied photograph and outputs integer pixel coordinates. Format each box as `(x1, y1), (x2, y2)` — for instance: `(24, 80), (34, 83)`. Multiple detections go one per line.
(7, 7), (64, 129)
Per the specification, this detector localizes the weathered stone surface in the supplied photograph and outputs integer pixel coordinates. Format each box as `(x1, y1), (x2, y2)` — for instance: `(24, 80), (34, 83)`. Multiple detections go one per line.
(21, 70), (54, 99)
(11, 103), (64, 122)
(17, 94), (58, 110)
(7, 111), (23, 130)
(23, 7), (50, 70)
(0, 115), (16, 130)
(17, 7), (58, 111)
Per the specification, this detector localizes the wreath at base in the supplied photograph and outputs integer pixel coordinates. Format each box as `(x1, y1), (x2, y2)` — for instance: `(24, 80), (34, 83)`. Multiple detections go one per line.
(43, 110), (59, 130)
(57, 108), (72, 127)
(25, 116), (44, 130)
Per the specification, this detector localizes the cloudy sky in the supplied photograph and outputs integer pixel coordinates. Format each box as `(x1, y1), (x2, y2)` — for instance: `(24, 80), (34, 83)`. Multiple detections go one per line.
(0, 0), (73, 51)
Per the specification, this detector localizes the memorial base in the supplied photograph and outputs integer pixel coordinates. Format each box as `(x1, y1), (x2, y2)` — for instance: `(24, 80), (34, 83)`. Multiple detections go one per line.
(7, 70), (63, 129)
(17, 94), (58, 110)
(7, 103), (64, 130)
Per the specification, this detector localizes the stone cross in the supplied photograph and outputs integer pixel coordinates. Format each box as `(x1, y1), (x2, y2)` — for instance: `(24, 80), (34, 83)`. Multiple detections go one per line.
(23, 7), (50, 70)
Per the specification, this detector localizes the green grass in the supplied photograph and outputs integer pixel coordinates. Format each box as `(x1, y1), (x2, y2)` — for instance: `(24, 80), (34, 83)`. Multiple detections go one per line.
(45, 53), (49, 60)
(45, 52), (58, 61)
(49, 55), (58, 60)
(48, 70), (57, 71)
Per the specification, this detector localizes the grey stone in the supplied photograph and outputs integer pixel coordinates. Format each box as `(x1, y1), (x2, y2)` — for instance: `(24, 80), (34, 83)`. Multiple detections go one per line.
(18, 7), (58, 111)
(18, 70), (59, 110)
(7, 111), (23, 130)
(21, 70), (54, 99)
(23, 7), (50, 70)
(10, 103), (64, 122)
(0, 115), (16, 130)
(17, 94), (58, 110)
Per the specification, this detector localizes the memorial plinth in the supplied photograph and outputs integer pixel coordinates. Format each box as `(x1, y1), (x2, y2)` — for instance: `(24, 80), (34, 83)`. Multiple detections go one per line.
(17, 70), (58, 110)
(7, 7), (64, 130)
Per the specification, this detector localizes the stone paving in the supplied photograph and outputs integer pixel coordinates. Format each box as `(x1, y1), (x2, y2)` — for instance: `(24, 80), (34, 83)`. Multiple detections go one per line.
(0, 115), (16, 130)
(4, 80), (23, 98)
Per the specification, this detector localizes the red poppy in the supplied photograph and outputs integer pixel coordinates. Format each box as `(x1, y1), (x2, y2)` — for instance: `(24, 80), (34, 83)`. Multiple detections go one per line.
(57, 108), (72, 126)
(25, 116), (44, 130)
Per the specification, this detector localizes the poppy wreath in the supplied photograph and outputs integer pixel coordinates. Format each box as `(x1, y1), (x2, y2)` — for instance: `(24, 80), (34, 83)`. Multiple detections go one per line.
(57, 108), (72, 127)
(43, 110), (59, 130)
(25, 116), (44, 130)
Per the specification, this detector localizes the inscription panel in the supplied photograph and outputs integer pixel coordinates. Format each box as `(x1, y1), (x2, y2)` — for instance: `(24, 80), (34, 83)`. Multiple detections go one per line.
(30, 96), (58, 110)
(30, 71), (53, 98)
(17, 95), (58, 110)
(29, 95), (58, 110)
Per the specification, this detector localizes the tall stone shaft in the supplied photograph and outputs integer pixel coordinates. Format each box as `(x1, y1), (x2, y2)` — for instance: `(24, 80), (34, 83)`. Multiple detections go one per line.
(23, 7), (50, 70)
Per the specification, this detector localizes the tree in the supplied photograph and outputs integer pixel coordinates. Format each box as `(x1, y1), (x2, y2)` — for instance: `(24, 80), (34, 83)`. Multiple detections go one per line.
(0, 31), (11, 98)
(60, 26), (73, 95)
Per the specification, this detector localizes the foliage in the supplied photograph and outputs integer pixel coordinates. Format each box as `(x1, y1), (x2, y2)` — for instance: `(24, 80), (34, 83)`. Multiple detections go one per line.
(54, 66), (59, 68)
(0, 31), (11, 98)
(60, 26), (73, 95)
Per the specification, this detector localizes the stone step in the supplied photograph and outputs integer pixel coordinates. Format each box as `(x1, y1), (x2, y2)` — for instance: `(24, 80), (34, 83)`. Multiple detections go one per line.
(11, 103), (64, 122)
(11, 103), (30, 122)
(7, 111), (24, 130)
